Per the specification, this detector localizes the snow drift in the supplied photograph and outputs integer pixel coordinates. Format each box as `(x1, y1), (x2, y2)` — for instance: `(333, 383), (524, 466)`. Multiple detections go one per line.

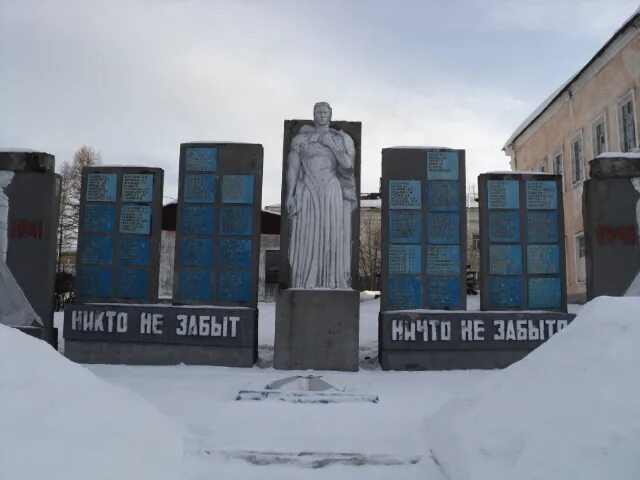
(426, 296), (640, 480)
(0, 324), (184, 480)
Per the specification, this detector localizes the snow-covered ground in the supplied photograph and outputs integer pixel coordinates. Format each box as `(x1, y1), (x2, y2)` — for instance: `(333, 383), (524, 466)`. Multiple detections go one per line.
(15, 296), (640, 479)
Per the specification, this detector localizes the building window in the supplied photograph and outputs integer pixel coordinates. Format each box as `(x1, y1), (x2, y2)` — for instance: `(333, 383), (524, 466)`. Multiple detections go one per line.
(538, 157), (547, 172)
(570, 134), (584, 184)
(472, 234), (480, 251)
(575, 234), (586, 283)
(553, 150), (563, 176)
(619, 92), (637, 152)
(265, 249), (279, 284)
(592, 116), (607, 157)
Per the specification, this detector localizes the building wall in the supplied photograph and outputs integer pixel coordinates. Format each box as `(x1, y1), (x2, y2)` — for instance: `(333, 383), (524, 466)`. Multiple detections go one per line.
(258, 234), (279, 302)
(506, 29), (640, 302)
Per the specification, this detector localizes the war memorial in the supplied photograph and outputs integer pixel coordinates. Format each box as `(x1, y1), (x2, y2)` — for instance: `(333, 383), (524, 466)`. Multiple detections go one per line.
(11, 102), (637, 371)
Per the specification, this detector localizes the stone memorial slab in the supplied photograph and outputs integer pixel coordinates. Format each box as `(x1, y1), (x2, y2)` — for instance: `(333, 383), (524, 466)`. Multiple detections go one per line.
(121, 174), (154, 202)
(378, 310), (575, 370)
(487, 180), (519, 209)
(528, 277), (561, 308)
(427, 151), (459, 180)
(274, 103), (361, 371)
(173, 142), (263, 310)
(428, 181), (459, 211)
(489, 244), (522, 275)
(526, 180), (557, 209)
(388, 276), (422, 309)
(381, 147), (466, 312)
(184, 174), (216, 203)
(181, 205), (215, 235)
(119, 204), (151, 235)
(527, 211), (558, 243)
(118, 238), (150, 266)
(86, 173), (117, 202)
(526, 245), (559, 274)
(221, 175), (254, 204)
(389, 180), (421, 209)
(389, 210), (422, 244)
(427, 212), (459, 244)
(583, 155), (640, 299)
(479, 173), (567, 312)
(489, 211), (520, 243)
(185, 147), (217, 172)
(389, 244), (421, 274)
(75, 166), (163, 304)
(84, 204), (116, 233)
(63, 303), (257, 366)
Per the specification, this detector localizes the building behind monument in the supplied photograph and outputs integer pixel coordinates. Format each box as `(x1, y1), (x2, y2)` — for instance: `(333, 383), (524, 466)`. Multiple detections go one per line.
(503, 8), (640, 303)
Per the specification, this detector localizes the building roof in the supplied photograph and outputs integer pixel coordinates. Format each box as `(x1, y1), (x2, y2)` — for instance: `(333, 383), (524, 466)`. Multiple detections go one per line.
(503, 7), (640, 152)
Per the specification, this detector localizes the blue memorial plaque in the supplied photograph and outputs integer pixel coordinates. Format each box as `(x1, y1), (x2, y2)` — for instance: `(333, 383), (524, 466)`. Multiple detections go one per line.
(389, 244), (421, 274)
(427, 245), (460, 275)
(527, 245), (560, 274)
(389, 180), (421, 209)
(77, 267), (112, 298)
(115, 268), (149, 298)
(427, 277), (462, 309)
(489, 245), (522, 275)
(181, 205), (214, 235)
(219, 238), (252, 270)
(180, 238), (213, 268)
(86, 173), (117, 202)
(527, 211), (558, 243)
(487, 180), (519, 209)
(222, 175), (254, 204)
(526, 181), (557, 210)
(428, 213), (459, 245)
(220, 206), (253, 236)
(119, 205), (151, 235)
(528, 277), (561, 309)
(218, 271), (250, 302)
(121, 174), (153, 202)
(178, 271), (212, 302)
(489, 211), (520, 243)
(388, 276), (421, 309)
(389, 210), (421, 244)
(80, 236), (113, 265)
(427, 181), (459, 211)
(84, 204), (116, 234)
(184, 174), (216, 203)
(118, 238), (150, 266)
(426, 151), (459, 180)
(488, 277), (522, 308)
(185, 147), (217, 172)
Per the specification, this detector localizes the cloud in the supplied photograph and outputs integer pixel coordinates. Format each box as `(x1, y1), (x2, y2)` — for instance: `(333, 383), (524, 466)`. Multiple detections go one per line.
(0, 0), (550, 206)
(481, 0), (638, 39)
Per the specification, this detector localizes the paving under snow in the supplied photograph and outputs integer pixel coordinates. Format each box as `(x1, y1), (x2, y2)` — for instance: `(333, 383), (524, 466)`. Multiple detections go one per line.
(5, 296), (638, 479)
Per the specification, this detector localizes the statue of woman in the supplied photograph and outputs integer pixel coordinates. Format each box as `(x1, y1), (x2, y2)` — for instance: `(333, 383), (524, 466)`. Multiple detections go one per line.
(624, 177), (640, 296)
(286, 102), (356, 288)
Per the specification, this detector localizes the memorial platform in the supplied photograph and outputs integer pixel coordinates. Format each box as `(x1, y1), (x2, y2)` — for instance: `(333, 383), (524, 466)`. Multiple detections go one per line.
(63, 303), (257, 366)
(379, 309), (575, 370)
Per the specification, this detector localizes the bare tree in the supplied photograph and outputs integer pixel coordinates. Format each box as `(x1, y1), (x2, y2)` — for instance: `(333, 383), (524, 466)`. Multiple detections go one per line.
(57, 145), (102, 272)
(359, 208), (381, 291)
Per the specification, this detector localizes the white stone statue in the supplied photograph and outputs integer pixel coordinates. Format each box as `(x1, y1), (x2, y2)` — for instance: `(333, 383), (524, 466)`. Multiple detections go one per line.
(624, 177), (640, 296)
(286, 102), (357, 289)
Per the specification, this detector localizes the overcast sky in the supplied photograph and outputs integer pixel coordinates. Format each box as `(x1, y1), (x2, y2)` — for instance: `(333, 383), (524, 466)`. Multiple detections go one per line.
(1, 0), (638, 206)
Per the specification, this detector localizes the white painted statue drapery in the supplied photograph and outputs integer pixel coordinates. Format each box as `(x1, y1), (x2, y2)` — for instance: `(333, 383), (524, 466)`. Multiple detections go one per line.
(286, 103), (356, 289)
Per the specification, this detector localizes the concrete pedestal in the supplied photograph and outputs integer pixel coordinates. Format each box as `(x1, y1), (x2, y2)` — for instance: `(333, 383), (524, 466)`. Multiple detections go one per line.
(274, 289), (359, 371)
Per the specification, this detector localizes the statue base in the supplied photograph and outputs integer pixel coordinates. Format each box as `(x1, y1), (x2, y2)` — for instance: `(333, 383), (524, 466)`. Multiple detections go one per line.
(274, 289), (359, 372)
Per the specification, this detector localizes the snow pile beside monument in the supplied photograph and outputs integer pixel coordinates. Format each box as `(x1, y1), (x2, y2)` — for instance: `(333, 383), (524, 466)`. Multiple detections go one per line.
(426, 296), (640, 480)
(0, 324), (184, 480)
